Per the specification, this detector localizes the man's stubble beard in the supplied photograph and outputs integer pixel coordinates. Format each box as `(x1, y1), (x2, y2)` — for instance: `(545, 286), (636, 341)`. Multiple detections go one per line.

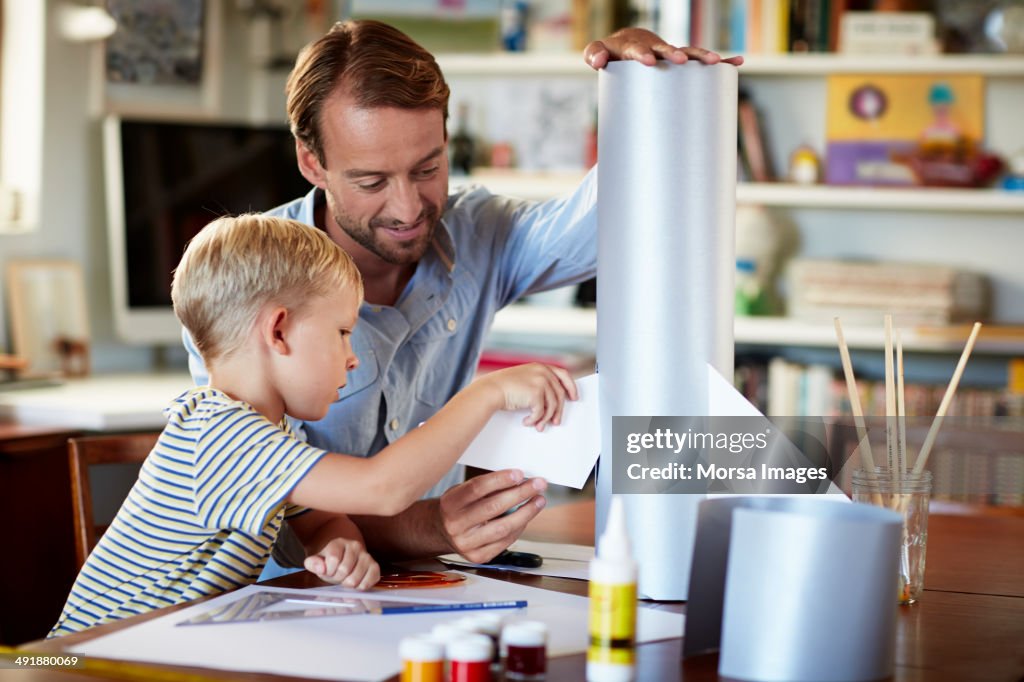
(332, 204), (441, 266)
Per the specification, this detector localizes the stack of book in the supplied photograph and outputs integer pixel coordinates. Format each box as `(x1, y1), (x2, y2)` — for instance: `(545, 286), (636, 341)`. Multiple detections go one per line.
(761, 356), (1023, 419)
(684, 0), (870, 54)
(786, 259), (989, 325)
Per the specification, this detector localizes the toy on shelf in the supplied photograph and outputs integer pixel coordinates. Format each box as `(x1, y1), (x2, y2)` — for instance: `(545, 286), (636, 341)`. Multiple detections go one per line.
(897, 83), (1004, 187)
(1001, 149), (1024, 191)
(788, 144), (821, 185)
(734, 205), (781, 317)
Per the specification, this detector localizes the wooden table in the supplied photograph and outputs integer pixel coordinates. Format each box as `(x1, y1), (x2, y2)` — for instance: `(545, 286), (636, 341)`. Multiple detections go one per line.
(15, 500), (1024, 681)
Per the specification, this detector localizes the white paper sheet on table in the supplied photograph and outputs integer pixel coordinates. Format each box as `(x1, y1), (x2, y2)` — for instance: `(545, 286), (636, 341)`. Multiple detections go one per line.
(438, 539), (594, 580)
(70, 572), (683, 682)
(458, 373), (600, 488)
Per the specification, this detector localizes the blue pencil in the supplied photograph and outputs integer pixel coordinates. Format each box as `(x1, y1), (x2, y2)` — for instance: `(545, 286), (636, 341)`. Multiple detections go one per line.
(379, 600), (527, 615)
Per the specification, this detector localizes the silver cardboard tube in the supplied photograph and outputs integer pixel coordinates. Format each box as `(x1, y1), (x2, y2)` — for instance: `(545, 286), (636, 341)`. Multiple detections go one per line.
(596, 61), (737, 600)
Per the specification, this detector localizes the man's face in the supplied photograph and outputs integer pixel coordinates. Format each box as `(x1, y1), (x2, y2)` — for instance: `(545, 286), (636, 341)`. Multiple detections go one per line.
(302, 91), (449, 267)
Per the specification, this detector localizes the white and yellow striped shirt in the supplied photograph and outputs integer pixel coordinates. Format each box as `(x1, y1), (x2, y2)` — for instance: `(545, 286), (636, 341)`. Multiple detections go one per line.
(50, 387), (326, 637)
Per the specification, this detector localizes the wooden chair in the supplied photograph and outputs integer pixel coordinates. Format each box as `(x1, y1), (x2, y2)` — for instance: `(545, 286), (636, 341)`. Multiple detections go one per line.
(68, 432), (160, 568)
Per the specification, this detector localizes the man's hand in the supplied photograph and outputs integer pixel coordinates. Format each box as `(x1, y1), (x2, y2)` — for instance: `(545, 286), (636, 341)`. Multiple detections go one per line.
(584, 27), (744, 70)
(303, 536), (380, 590)
(436, 469), (548, 564)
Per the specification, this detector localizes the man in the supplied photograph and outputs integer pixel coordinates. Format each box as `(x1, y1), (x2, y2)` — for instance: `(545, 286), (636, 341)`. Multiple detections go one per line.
(186, 20), (741, 566)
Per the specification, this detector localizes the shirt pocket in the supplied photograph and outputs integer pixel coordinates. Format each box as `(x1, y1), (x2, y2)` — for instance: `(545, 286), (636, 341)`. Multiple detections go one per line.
(410, 271), (480, 408)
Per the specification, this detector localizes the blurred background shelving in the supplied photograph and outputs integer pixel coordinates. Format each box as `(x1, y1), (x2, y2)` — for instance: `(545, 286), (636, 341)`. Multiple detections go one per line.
(438, 20), (1024, 429)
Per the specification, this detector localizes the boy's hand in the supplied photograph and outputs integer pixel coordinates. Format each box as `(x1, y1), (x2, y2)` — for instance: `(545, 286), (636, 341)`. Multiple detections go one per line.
(481, 363), (578, 431)
(303, 537), (380, 590)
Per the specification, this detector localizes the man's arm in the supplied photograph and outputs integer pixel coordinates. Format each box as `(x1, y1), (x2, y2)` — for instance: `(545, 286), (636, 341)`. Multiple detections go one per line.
(351, 469), (548, 563)
(584, 27), (745, 69)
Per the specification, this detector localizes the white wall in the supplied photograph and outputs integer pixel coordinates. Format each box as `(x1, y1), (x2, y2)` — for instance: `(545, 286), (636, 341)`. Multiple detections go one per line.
(0, 1), (298, 372)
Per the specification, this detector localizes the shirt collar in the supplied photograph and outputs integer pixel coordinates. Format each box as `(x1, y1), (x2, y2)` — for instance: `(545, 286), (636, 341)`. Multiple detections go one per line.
(432, 215), (455, 273)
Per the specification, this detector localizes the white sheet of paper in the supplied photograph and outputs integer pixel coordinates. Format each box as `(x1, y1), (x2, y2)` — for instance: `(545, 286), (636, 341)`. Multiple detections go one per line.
(71, 573), (683, 682)
(707, 363), (849, 498)
(438, 539), (594, 580)
(458, 373), (600, 488)
(708, 363), (763, 417)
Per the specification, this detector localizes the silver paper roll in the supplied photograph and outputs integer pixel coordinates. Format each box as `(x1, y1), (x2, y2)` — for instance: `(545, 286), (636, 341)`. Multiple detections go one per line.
(719, 500), (901, 681)
(596, 61), (737, 600)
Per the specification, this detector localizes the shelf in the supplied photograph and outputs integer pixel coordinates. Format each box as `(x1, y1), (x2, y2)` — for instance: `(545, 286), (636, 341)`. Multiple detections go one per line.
(455, 172), (1024, 213)
(738, 54), (1024, 76)
(489, 306), (1024, 355)
(738, 183), (1024, 213)
(437, 52), (1024, 78)
(437, 52), (587, 77)
(453, 170), (584, 201)
(491, 305), (597, 338)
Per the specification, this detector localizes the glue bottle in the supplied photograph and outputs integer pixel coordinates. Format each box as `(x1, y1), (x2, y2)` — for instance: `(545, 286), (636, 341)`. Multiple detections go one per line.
(586, 495), (637, 682)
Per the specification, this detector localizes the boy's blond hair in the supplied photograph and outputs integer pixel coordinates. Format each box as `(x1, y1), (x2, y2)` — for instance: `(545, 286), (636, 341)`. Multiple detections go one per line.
(172, 214), (363, 363)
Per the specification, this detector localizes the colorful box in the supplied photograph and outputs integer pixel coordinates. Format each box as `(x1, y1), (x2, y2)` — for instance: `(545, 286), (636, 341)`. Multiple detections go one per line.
(825, 74), (984, 186)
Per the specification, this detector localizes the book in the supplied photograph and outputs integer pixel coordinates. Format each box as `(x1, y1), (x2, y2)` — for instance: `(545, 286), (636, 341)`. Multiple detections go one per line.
(838, 11), (939, 55)
(738, 91), (776, 182)
(786, 258), (989, 325)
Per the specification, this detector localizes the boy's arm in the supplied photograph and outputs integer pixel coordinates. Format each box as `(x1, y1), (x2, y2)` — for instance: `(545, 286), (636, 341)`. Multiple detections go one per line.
(288, 364), (576, 518)
(291, 509), (366, 552)
(290, 510), (379, 589)
(351, 470), (548, 563)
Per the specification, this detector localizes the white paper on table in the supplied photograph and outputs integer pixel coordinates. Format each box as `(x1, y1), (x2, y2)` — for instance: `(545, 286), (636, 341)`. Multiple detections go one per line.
(438, 539), (594, 580)
(71, 573), (683, 682)
(458, 373), (600, 488)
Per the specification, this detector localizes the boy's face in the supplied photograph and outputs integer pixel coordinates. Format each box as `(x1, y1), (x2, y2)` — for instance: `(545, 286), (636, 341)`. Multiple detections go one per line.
(298, 90), (449, 268)
(277, 287), (360, 422)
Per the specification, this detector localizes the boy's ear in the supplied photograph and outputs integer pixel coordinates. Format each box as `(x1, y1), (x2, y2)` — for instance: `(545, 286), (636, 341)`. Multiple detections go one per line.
(296, 140), (328, 189)
(261, 306), (292, 355)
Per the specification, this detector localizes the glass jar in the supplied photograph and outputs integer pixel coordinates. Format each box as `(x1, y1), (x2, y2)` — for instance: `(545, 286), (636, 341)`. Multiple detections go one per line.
(852, 468), (933, 604)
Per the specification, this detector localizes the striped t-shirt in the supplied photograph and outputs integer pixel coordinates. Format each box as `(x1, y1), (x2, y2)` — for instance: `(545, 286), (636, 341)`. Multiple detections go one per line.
(50, 387), (327, 637)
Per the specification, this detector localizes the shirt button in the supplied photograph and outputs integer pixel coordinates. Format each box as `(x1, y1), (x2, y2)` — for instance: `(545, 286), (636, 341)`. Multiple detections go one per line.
(390, 418), (399, 431)
(447, 318), (457, 332)
(371, 306), (382, 313)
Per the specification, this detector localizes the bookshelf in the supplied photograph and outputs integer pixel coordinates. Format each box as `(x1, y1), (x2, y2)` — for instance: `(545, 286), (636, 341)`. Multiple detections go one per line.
(438, 38), (1024, 504)
(438, 52), (1024, 78)
(489, 305), (1024, 356)
(447, 49), (1024, 423)
(456, 173), (1024, 213)
(446, 49), (1024, 319)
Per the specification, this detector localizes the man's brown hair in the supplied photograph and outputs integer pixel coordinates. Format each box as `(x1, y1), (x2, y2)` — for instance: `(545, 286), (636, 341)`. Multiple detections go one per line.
(286, 20), (450, 167)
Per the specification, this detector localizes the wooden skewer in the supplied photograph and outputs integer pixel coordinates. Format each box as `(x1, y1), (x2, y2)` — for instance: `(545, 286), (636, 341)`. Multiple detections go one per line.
(913, 322), (983, 475)
(884, 315), (897, 476)
(834, 317), (875, 471)
(896, 329), (907, 476)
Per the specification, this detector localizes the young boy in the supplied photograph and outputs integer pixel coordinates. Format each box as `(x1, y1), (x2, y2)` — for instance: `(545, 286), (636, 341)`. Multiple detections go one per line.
(50, 214), (576, 637)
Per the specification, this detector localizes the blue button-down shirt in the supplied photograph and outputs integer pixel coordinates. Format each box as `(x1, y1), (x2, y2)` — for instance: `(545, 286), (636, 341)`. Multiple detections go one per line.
(186, 169), (597, 500)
